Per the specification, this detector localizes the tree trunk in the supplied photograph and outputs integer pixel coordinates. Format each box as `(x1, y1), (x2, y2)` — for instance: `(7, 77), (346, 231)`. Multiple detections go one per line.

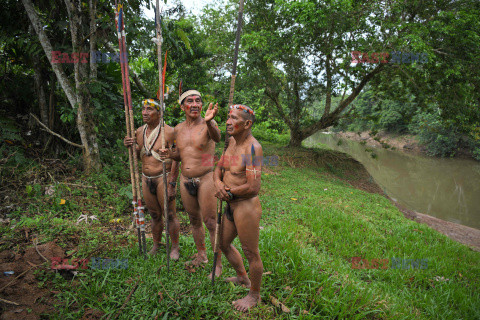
(32, 59), (48, 125)
(48, 77), (55, 128)
(23, 0), (101, 172)
(288, 128), (305, 147)
(89, 0), (97, 79)
(66, 0), (101, 172)
(22, 0), (77, 109)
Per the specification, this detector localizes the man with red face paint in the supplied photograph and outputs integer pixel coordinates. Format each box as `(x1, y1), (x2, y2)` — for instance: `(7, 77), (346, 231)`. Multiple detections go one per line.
(160, 90), (222, 278)
(123, 99), (180, 260)
(214, 104), (263, 312)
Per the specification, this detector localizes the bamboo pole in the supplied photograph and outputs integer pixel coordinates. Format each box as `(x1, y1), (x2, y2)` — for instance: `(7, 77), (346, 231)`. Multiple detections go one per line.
(115, 2), (147, 258)
(212, 0), (245, 288)
(155, 0), (170, 272)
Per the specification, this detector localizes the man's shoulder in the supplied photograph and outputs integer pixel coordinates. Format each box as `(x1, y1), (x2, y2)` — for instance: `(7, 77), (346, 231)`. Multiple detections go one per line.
(242, 136), (262, 154)
(248, 135), (262, 147)
(135, 125), (146, 135)
(172, 122), (183, 135)
(174, 121), (186, 130)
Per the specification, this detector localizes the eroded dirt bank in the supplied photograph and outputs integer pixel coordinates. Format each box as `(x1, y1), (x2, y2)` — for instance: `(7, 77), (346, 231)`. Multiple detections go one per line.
(333, 131), (480, 251)
(335, 131), (426, 154)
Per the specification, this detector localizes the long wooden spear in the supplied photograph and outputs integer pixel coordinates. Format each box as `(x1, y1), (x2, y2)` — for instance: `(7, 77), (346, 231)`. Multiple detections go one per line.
(212, 0), (245, 287)
(115, 2), (147, 259)
(154, 0), (170, 273)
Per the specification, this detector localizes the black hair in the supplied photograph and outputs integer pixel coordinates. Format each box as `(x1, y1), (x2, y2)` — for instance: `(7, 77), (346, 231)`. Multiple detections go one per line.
(232, 105), (255, 125)
(240, 110), (255, 125)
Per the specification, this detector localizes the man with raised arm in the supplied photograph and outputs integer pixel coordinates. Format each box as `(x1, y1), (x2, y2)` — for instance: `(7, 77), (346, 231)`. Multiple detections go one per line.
(214, 104), (263, 312)
(161, 90), (223, 277)
(123, 99), (180, 259)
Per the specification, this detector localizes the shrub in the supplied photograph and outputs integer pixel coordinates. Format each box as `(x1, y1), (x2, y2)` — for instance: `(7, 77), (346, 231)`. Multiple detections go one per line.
(410, 112), (459, 157)
(252, 122), (290, 144)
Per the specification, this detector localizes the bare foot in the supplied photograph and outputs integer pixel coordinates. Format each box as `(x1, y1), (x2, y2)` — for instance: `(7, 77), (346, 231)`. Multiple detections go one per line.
(184, 252), (208, 267)
(224, 275), (251, 288)
(169, 245), (180, 260)
(232, 292), (260, 312)
(148, 243), (161, 255)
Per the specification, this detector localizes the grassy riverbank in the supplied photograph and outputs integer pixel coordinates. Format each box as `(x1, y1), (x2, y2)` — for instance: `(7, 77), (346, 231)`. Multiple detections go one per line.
(1, 142), (479, 319)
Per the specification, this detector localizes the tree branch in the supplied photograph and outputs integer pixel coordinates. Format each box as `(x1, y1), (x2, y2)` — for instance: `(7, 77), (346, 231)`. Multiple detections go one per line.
(264, 87), (293, 128)
(0, 297), (19, 306)
(325, 53), (332, 115)
(29, 113), (84, 149)
(293, 80), (301, 124)
(303, 63), (385, 137)
(22, 0), (77, 108)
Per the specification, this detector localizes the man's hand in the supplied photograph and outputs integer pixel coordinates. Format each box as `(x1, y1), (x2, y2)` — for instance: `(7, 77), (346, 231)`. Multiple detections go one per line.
(204, 103), (218, 122)
(159, 145), (180, 161)
(214, 180), (230, 201)
(158, 148), (171, 160)
(124, 136), (136, 147)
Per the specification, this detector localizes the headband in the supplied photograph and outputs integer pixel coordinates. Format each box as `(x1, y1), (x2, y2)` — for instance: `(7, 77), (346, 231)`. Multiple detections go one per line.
(178, 90), (202, 104)
(230, 104), (255, 115)
(143, 99), (160, 110)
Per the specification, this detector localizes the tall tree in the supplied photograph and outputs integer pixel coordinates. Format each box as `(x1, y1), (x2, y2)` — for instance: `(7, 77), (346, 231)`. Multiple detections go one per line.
(22, 0), (101, 171)
(368, 0), (480, 137)
(203, 0), (479, 146)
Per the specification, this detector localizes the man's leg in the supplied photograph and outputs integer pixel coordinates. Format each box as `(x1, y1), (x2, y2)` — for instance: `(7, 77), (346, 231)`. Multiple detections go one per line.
(220, 215), (250, 287)
(168, 198), (180, 260)
(142, 177), (163, 255)
(180, 175), (208, 265)
(230, 197), (263, 312)
(198, 172), (222, 277)
(155, 179), (180, 260)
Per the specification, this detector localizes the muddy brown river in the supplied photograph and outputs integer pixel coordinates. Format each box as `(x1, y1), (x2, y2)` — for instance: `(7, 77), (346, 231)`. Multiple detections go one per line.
(304, 132), (480, 230)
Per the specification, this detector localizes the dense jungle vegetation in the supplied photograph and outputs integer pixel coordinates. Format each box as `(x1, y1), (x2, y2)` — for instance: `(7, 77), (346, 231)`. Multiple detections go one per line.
(1, 0), (480, 318)
(1, 0), (480, 172)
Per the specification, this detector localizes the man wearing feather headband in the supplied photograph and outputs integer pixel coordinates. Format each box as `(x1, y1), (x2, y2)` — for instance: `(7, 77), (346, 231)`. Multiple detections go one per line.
(123, 98), (180, 259)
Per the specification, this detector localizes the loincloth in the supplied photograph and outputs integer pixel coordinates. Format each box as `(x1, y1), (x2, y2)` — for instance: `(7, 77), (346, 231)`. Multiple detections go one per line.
(182, 169), (213, 197)
(143, 172), (169, 195)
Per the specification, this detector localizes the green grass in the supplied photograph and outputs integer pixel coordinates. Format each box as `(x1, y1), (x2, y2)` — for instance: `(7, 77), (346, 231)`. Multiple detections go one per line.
(2, 142), (480, 319)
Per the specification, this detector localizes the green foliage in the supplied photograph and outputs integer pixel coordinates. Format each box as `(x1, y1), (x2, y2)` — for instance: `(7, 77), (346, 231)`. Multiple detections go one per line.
(473, 147), (480, 161)
(363, 0), (480, 145)
(25, 184), (42, 197)
(3, 142), (480, 318)
(336, 87), (417, 134)
(252, 122), (289, 145)
(0, 115), (32, 168)
(410, 112), (460, 157)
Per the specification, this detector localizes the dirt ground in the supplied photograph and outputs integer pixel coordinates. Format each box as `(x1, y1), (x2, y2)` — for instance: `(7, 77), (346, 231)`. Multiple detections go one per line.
(392, 202), (480, 252)
(0, 241), (63, 319)
(0, 218), (191, 319)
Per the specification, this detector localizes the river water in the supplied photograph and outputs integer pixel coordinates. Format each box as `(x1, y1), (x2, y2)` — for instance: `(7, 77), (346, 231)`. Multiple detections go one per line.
(304, 132), (480, 230)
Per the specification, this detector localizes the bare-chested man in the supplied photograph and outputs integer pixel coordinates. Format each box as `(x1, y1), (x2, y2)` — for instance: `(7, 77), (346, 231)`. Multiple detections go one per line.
(123, 99), (180, 260)
(161, 90), (222, 277)
(214, 104), (263, 312)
